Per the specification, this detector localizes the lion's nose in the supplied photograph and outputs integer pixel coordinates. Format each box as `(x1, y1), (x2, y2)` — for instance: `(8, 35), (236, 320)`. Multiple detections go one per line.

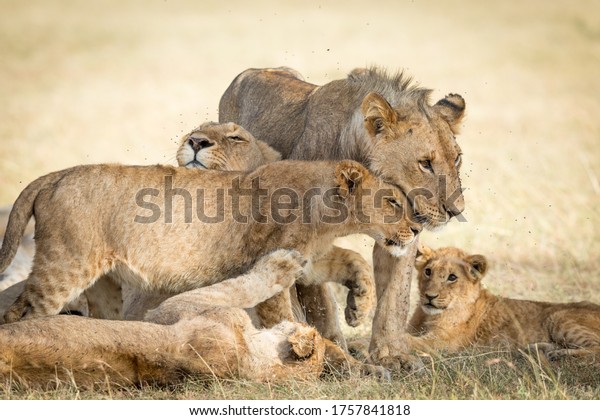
(425, 293), (438, 302)
(188, 138), (214, 152)
(410, 226), (422, 236)
(443, 204), (463, 218)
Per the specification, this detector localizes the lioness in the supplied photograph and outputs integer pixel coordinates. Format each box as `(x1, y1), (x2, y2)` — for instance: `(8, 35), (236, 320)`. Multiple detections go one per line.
(405, 246), (600, 358)
(0, 249), (384, 387)
(1, 159), (419, 324)
(219, 66), (466, 366)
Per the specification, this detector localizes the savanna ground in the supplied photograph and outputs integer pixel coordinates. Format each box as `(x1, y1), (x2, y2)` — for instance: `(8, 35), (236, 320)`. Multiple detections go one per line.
(0, 0), (599, 400)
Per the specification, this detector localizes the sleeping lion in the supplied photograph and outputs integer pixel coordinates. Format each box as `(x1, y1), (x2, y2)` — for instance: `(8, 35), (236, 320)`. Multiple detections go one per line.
(0, 249), (386, 387)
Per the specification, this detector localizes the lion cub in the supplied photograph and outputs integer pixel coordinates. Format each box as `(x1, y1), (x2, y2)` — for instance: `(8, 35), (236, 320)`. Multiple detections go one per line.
(0, 157), (419, 324)
(405, 246), (600, 359)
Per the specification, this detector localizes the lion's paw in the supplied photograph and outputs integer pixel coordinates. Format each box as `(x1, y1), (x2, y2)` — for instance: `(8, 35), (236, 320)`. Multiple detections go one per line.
(344, 280), (373, 327)
(257, 249), (306, 290)
(360, 363), (392, 382)
(375, 354), (425, 374)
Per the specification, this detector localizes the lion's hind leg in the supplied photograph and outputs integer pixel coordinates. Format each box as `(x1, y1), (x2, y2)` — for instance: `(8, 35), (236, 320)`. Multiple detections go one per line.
(3, 265), (101, 324)
(544, 309), (600, 359)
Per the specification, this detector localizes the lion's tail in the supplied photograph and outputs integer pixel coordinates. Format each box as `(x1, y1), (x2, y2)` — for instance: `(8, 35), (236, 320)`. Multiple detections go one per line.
(0, 170), (67, 274)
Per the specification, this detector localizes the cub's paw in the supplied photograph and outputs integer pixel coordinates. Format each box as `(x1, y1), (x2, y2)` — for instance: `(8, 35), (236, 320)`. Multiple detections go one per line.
(360, 363), (392, 382)
(3, 298), (31, 324)
(344, 278), (374, 327)
(257, 249), (306, 290)
(375, 354), (425, 374)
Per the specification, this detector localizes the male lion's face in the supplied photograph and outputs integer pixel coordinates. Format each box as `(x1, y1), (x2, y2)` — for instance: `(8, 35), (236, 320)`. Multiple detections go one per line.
(177, 122), (281, 171)
(362, 93), (466, 231)
(334, 160), (423, 257)
(415, 246), (488, 315)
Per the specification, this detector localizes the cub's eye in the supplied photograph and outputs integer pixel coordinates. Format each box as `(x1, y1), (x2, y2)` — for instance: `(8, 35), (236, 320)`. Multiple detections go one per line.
(455, 154), (462, 167)
(228, 135), (246, 143)
(419, 160), (433, 173)
(424, 268), (432, 277)
(386, 197), (400, 208)
(447, 274), (457, 282)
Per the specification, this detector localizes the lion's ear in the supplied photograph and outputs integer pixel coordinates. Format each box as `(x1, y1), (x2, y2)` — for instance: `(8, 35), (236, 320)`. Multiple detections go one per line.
(465, 254), (487, 280)
(433, 94), (465, 134)
(361, 92), (398, 138)
(335, 160), (370, 198)
(415, 244), (433, 267)
(256, 140), (282, 163)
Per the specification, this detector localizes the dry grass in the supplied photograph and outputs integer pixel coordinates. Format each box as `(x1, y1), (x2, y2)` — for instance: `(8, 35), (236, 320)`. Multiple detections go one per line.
(0, 0), (599, 399)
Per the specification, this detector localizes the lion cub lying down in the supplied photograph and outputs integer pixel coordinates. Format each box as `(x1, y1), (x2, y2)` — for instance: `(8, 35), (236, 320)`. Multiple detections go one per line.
(0, 154), (418, 324)
(406, 246), (600, 359)
(0, 250), (383, 387)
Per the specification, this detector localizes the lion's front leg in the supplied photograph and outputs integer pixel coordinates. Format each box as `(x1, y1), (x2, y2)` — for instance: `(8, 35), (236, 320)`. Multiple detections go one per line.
(304, 246), (376, 328)
(368, 240), (420, 372)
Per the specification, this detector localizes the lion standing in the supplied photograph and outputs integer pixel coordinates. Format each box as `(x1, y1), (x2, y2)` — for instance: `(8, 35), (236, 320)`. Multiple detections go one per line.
(219, 67), (466, 368)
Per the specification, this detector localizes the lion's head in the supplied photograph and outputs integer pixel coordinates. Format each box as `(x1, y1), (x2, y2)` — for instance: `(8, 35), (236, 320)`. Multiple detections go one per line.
(177, 122), (281, 171)
(414, 246), (487, 315)
(333, 160), (423, 257)
(360, 79), (465, 230)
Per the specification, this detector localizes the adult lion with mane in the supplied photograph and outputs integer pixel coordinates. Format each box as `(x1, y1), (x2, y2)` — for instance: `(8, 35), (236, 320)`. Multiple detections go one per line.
(219, 66), (466, 368)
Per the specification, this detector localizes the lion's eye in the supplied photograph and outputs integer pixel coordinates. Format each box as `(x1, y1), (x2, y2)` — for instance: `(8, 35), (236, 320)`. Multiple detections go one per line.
(386, 197), (400, 208)
(455, 154), (462, 167)
(424, 268), (432, 277)
(447, 274), (457, 282)
(228, 135), (246, 143)
(419, 160), (433, 173)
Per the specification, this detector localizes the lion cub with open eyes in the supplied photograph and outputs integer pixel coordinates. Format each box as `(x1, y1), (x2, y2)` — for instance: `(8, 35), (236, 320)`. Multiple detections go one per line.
(405, 246), (600, 359)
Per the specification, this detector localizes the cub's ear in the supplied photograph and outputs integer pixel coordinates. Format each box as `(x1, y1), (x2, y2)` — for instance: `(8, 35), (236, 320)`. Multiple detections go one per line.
(433, 93), (465, 134)
(415, 244), (433, 267)
(335, 160), (370, 198)
(361, 92), (398, 138)
(465, 254), (487, 280)
(256, 140), (282, 163)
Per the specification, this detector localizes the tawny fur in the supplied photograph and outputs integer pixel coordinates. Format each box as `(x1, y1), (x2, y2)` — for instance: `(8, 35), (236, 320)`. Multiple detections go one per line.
(0, 250), (383, 387)
(0, 122), (378, 331)
(122, 122), (378, 327)
(219, 66), (466, 229)
(405, 246), (600, 359)
(218, 66), (466, 366)
(0, 158), (416, 324)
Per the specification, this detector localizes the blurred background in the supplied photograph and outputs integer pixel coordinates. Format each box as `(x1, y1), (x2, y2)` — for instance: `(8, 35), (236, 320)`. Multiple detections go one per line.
(1, 0), (598, 308)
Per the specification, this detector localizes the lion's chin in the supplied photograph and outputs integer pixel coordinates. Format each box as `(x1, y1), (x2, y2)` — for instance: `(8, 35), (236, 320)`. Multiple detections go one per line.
(383, 243), (408, 258)
(185, 160), (208, 169)
(421, 304), (444, 315)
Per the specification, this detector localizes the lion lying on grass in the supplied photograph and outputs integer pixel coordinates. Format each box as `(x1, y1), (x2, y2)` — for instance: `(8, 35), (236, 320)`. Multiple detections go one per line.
(405, 246), (600, 358)
(0, 250), (385, 387)
(0, 155), (419, 325)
